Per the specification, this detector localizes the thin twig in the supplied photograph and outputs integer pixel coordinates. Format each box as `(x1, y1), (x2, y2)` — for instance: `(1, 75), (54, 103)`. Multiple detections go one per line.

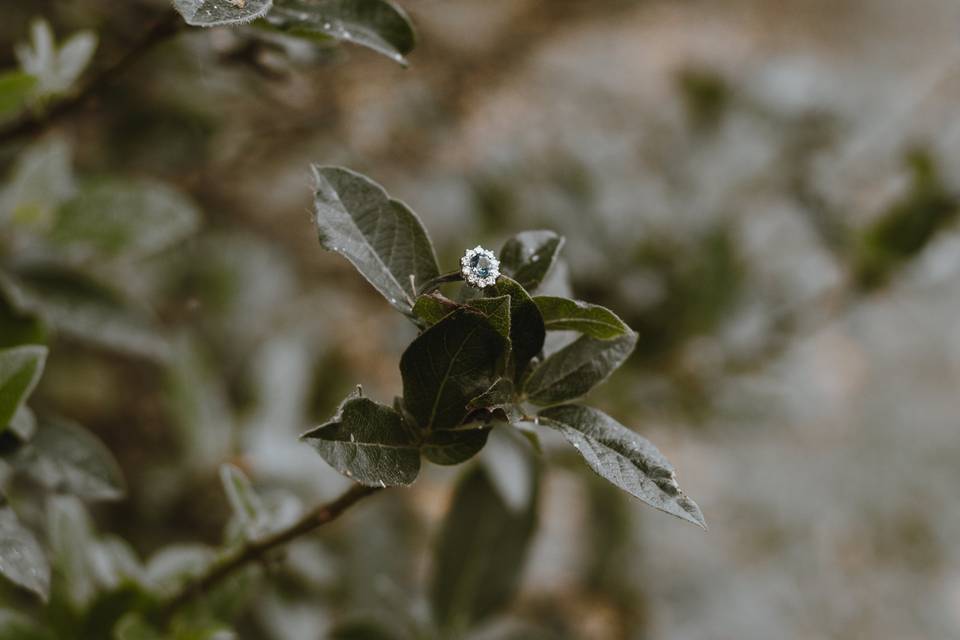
(157, 483), (383, 623)
(0, 9), (182, 146)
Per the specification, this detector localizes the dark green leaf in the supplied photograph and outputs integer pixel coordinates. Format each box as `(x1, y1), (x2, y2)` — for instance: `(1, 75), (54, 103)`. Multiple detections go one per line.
(466, 295), (511, 340)
(0, 345), (46, 431)
(499, 231), (564, 292)
(467, 378), (522, 423)
(430, 465), (538, 634)
(422, 427), (490, 465)
(268, 0), (415, 64)
(488, 276), (545, 381)
(523, 332), (636, 406)
(539, 405), (705, 528)
(0, 506), (50, 600)
(312, 166), (439, 314)
(467, 377), (514, 410)
(20, 416), (125, 501)
(414, 293), (511, 342)
(412, 293), (457, 326)
(0, 71), (37, 120)
(0, 289), (46, 349)
(220, 464), (268, 540)
(50, 178), (200, 260)
(400, 309), (507, 431)
(533, 296), (629, 340)
(302, 396), (419, 487)
(173, 0), (273, 27)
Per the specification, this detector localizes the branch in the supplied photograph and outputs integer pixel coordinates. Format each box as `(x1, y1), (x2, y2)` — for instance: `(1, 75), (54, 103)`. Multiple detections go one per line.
(0, 9), (182, 146)
(158, 483), (383, 622)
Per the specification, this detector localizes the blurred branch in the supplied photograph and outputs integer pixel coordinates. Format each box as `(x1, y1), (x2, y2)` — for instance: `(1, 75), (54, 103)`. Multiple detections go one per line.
(0, 9), (182, 146)
(158, 483), (383, 623)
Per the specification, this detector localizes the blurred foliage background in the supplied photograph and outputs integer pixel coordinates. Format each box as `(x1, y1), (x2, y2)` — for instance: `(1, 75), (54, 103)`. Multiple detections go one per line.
(3, 0), (960, 638)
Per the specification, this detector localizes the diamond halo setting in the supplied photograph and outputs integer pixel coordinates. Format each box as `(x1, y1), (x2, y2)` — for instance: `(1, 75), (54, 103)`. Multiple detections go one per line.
(461, 246), (500, 288)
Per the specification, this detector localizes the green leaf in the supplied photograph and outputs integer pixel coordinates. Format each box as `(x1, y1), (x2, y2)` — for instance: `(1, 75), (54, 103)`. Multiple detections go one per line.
(0, 71), (37, 120)
(20, 416), (126, 501)
(539, 405), (705, 528)
(219, 464), (268, 540)
(487, 276), (545, 381)
(0, 136), (74, 231)
(10, 267), (170, 361)
(523, 332), (636, 406)
(422, 427), (490, 465)
(301, 396), (419, 487)
(412, 293), (457, 326)
(0, 506), (50, 600)
(413, 293), (511, 341)
(267, 0), (415, 64)
(0, 345), (46, 431)
(0, 609), (54, 640)
(400, 309), (508, 431)
(467, 378), (522, 423)
(173, 0), (273, 27)
(47, 496), (98, 607)
(50, 178), (200, 260)
(533, 296), (630, 340)
(430, 465), (538, 634)
(0, 288), (46, 349)
(312, 166), (439, 315)
(466, 295), (511, 341)
(499, 231), (564, 292)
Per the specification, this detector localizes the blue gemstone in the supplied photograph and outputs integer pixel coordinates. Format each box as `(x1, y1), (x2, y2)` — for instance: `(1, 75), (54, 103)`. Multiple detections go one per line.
(470, 254), (493, 278)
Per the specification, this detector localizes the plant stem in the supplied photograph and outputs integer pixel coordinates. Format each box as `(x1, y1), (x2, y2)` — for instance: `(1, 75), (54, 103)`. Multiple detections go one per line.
(417, 271), (464, 296)
(0, 9), (182, 146)
(158, 483), (383, 622)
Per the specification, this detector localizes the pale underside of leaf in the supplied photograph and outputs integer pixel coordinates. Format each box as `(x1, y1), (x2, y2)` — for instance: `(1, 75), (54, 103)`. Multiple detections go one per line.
(0, 506), (50, 600)
(51, 178), (200, 260)
(220, 463), (268, 539)
(10, 269), (170, 362)
(21, 417), (126, 501)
